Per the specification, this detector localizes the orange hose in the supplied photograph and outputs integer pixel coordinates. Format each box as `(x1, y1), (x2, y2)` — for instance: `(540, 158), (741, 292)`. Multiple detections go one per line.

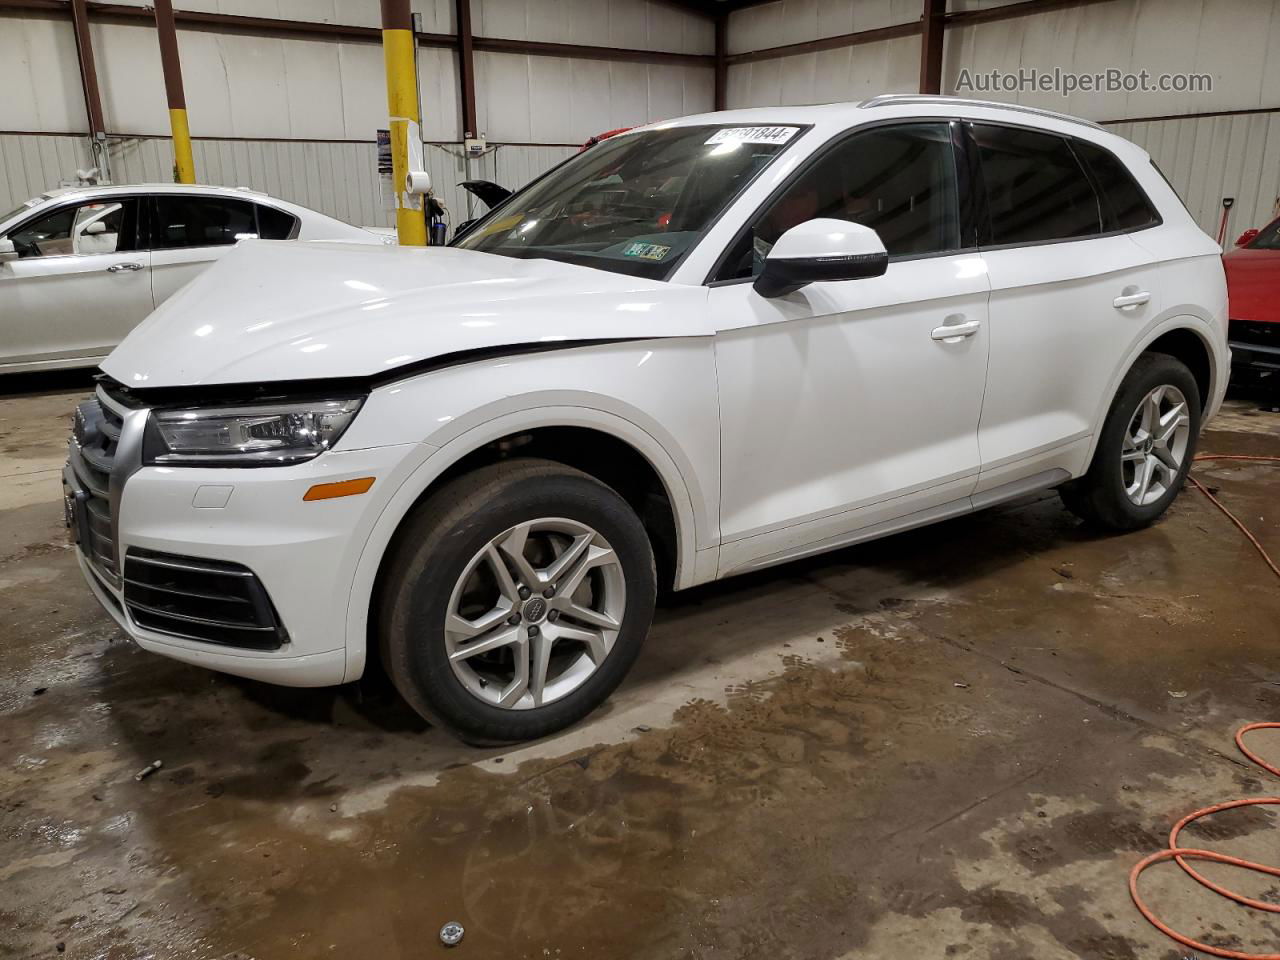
(1128, 458), (1280, 956)
(1188, 454), (1280, 582)
(1129, 728), (1280, 958)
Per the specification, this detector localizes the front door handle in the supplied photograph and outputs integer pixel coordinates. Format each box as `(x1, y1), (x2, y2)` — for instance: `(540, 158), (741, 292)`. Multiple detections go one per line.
(1112, 291), (1151, 309)
(106, 262), (143, 273)
(931, 319), (982, 342)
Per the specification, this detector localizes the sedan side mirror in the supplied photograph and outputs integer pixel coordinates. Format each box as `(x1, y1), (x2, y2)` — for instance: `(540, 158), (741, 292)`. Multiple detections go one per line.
(754, 219), (889, 298)
(1235, 228), (1260, 247)
(0, 237), (16, 263)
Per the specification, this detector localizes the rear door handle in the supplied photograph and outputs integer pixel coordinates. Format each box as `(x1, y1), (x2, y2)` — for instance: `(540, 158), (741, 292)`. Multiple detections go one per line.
(106, 262), (143, 273)
(931, 319), (982, 342)
(1112, 291), (1151, 309)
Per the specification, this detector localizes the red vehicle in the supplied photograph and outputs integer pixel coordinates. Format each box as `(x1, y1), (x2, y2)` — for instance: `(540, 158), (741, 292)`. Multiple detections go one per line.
(1224, 215), (1280, 380)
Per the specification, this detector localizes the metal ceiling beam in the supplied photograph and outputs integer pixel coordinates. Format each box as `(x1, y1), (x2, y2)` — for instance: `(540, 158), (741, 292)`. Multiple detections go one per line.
(943, 0), (1118, 28)
(727, 21), (921, 67)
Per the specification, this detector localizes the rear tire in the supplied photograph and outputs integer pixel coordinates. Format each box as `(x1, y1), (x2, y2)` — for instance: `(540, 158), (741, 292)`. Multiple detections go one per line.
(378, 458), (656, 744)
(1059, 352), (1201, 530)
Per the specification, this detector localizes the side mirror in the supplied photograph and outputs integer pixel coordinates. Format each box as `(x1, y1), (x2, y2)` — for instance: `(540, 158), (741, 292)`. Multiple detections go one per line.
(1235, 228), (1260, 247)
(753, 218), (888, 298)
(0, 237), (16, 263)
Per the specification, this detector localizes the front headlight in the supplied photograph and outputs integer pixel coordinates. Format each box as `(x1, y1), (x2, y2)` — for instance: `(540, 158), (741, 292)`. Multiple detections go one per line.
(143, 397), (364, 466)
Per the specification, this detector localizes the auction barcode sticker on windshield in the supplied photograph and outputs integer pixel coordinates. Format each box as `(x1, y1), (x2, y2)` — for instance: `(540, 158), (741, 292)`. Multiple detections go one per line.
(705, 126), (797, 146)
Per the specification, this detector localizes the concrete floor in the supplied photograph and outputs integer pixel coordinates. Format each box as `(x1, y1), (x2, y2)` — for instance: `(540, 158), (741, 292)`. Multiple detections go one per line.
(2, 373), (1279, 960)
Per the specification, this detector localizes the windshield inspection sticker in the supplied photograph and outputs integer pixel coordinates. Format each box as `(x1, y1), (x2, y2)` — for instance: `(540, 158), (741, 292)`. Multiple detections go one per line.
(622, 241), (671, 261)
(705, 126), (798, 146)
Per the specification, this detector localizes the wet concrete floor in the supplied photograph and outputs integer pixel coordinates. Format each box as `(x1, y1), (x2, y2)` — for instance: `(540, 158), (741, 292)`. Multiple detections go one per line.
(2, 372), (1279, 960)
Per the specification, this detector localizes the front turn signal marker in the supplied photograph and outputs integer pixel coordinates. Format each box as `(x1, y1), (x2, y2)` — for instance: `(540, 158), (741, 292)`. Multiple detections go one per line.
(303, 477), (376, 501)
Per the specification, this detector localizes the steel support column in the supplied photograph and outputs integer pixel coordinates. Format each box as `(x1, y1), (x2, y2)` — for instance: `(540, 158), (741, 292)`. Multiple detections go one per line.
(919, 0), (946, 95)
(455, 0), (478, 138)
(381, 0), (426, 246)
(70, 0), (110, 180)
(714, 14), (728, 111)
(152, 0), (195, 183)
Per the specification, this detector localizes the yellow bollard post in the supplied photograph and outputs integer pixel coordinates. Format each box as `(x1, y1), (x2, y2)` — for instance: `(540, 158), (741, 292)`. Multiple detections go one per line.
(381, 0), (427, 246)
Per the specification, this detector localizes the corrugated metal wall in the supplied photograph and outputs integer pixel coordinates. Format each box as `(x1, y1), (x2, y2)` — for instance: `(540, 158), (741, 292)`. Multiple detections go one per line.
(0, 133), (572, 231)
(1110, 112), (1280, 237)
(723, 0), (1280, 235)
(0, 1), (708, 227)
(0, 134), (94, 211)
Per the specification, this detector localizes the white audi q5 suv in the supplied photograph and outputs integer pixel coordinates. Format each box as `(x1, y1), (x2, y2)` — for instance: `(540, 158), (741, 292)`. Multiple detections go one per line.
(66, 96), (1228, 742)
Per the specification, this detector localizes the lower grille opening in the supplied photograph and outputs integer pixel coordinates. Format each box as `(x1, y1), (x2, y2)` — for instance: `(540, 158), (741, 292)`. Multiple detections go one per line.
(123, 549), (288, 651)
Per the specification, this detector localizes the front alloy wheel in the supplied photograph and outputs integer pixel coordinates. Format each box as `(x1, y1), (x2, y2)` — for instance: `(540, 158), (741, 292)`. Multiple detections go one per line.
(379, 459), (656, 743)
(446, 519), (626, 710)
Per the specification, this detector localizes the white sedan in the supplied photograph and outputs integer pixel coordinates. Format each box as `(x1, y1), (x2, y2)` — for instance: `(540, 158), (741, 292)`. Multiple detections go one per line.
(0, 183), (381, 374)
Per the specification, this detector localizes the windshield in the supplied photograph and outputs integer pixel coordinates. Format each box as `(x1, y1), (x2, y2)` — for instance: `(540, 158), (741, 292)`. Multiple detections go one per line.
(454, 124), (803, 279)
(1247, 217), (1280, 250)
(0, 196), (45, 229)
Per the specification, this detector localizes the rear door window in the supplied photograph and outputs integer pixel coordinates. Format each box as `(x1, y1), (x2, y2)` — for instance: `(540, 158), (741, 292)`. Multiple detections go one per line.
(150, 196), (258, 249)
(970, 124), (1103, 245)
(1071, 140), (1161, 231)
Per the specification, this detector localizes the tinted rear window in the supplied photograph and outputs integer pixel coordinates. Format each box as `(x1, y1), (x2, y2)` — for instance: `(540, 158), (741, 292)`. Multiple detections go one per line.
(256, 204), (298, 240)
(971, 124), (1103, 245)
(1073, 140), (1160, 231)
(151, 196), (257, 249)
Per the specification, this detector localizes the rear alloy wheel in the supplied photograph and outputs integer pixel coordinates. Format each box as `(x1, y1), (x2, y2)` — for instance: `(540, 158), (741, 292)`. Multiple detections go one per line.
(1120, 384), (1192, 507)
(379, 459), (656, 743)
(1060, 352), (1201, 530)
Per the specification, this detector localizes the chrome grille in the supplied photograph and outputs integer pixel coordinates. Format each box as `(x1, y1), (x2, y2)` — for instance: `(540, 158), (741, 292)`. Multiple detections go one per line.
(68, 393), (125, 584)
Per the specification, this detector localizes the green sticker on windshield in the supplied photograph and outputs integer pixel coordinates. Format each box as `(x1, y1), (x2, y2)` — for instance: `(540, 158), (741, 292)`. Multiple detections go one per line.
(622, 241), (671, 261)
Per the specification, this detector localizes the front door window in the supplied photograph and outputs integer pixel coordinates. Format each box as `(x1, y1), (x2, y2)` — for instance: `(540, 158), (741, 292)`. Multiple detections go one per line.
(8, 200), (134, 259)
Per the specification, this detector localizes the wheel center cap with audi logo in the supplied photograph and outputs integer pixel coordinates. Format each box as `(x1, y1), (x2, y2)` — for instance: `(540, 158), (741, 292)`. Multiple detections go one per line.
(522, 597), (548, 623)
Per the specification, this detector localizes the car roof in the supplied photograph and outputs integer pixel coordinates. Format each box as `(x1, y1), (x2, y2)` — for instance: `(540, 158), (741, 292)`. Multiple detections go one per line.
(32, 182), (271, 204)
(631, 95), (1138, 156)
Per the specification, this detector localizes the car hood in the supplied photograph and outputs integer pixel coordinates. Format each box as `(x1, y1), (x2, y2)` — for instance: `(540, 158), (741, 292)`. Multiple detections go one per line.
(1223, 246), (1280, 325)
(102, 240), (708, 388)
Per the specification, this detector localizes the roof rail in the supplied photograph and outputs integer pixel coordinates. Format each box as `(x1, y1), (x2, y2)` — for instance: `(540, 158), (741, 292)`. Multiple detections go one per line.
(859, 94), (1104, 132)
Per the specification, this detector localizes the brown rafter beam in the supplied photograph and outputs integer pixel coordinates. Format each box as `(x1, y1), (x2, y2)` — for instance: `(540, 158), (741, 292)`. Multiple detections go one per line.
(472, 36), (713, 66)
(726, 21), (920, 67)
(943, 0), (1117, 27)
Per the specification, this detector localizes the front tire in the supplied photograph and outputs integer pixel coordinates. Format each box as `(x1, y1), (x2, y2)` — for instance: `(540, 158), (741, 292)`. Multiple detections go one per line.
(1060, 352), (1201, 530)
(378, 459), (656, 743)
